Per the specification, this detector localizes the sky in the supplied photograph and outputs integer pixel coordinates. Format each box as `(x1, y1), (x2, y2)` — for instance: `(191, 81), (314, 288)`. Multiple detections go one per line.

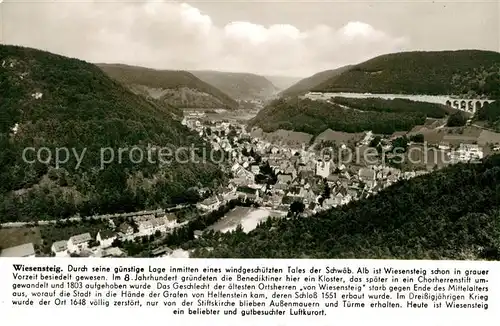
(0, 0), (498, 77)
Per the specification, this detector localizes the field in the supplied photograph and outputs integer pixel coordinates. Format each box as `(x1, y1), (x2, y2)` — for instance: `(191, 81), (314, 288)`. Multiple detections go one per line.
(0, 227), (42, 251)
(251, 128), (314, 147)
(207, 207), (286, 233)
(314, 128), (365, 145)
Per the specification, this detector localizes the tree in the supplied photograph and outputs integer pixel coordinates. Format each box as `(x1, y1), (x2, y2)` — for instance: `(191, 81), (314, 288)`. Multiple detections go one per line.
(409, 134), (424, 143)
(391, 137), (409, 153)
(447, 111), (468, 127)
(289, 201), (305, 217)
(370, 136), (382, 148)
(318, 180), (331, 206)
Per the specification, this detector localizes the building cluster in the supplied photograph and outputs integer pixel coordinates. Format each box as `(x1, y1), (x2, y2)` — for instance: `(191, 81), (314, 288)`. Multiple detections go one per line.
(183, 118), (431, 216)
(0, 209), (190, 258)
(442, 143), (484, 163)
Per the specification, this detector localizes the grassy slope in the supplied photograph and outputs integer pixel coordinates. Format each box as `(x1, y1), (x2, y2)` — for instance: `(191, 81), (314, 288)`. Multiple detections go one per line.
(98, 64), (239, 109)
(190, 70), (278, 100)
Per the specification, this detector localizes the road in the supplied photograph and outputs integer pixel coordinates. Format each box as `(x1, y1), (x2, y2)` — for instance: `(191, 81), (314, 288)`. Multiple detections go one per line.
(0, 204), (190, 228)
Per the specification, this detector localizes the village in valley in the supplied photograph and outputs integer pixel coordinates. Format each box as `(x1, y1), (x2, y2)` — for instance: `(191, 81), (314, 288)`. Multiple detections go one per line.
(4, 96), (495, 259)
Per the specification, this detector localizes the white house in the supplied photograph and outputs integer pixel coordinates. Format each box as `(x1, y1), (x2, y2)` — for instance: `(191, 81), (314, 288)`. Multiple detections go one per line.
(118, 222), (134, 236)
(450, 143), (484, 163)
(96, 230), (118, 249)
(135, 217), (168, 236)
(316, 160), (331, 179)
(197, 196), (221, 211)
(67, 233), (92, 254)
(101, 247), (126, 258)
(51, 240), (69, 257)
(250, 165), (260, 175)
(438, 142), (451, 151)
(194, 230), (204, 239)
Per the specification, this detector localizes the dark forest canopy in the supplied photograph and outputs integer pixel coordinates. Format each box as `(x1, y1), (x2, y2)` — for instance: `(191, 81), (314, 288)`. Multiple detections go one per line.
(313, 50), (500, 97)
(248, 97), (449, 136)
(0, 45), (225, 222)
(192, 155), (500, 260)
(329, 97), (455, 118)
(475, 101), (500, 131)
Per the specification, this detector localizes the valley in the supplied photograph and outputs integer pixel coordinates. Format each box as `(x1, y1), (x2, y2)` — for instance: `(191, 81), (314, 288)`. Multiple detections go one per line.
(1, 44), (499, 261)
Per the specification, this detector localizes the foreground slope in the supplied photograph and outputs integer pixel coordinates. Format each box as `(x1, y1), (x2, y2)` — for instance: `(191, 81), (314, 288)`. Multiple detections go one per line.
(98, 64), (239, 110)
(0, 45), (224, 222)
(190, 70), (279, 100)
(280, 65), (352, 97)
(313, 50), (500, 97)
(193, 155), (500, 260)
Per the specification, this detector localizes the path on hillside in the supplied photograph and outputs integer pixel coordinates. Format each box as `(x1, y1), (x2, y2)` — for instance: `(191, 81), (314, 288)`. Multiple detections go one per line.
(0, 204), (189, 228)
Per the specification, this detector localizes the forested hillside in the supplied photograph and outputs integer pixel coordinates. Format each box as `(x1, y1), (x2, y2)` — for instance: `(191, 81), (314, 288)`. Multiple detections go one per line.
(248, 98), (440, 135)
(192, 155), (500, 260)
(475, 101), (500, 131)
(280, 65), (352, 97)
(313, 50), (500, 97)
(98, 64), (239, 110)
(329, 97), (456, 118)
(0, 45), (225, 222)
(190, 70), (279, 100)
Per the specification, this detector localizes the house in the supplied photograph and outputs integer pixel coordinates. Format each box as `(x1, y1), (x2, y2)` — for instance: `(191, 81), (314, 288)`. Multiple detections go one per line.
(150, 246), (173, 257)
(194, 230), (204, 239)
(284, 166), (298, 180)
(250, 165), (260, 175)
(360, 131), (374, 145)
(449, 143), (483, 163)
(438, 142), (451, 151)
(0, 243), (36, 257)
(222, 187), (237, 202)
(316, 159), (331, 179)
(390, 131), (407, 140)
(358, 168), (376, 183)
(101, 247), (126, 258)
(134, 214), (169, 235)
(197, 196), (221, 211)
(51, 240), (69, 257)
(236, 186), (260, 201)
(67, 233), (92, 254)
(96, 230), (118, 249)
(277, 173), (293, 184)
(118, 222), (134, 236)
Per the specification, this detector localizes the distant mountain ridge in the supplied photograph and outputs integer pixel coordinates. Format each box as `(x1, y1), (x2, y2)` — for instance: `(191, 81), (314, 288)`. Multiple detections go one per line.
(98, 64), (239, 110)
(190, 70), (279, 100)
(279, 65), (353, 97)
(313, 50), (500, 97)
(264, 75), (303, 91)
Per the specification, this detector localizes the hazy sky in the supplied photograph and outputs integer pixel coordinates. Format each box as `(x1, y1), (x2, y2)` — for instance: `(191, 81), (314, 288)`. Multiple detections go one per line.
(0, 0), (498, 77)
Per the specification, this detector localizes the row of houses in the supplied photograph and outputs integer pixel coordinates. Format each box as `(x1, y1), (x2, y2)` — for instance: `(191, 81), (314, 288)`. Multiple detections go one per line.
(50, 229), (123, 257)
